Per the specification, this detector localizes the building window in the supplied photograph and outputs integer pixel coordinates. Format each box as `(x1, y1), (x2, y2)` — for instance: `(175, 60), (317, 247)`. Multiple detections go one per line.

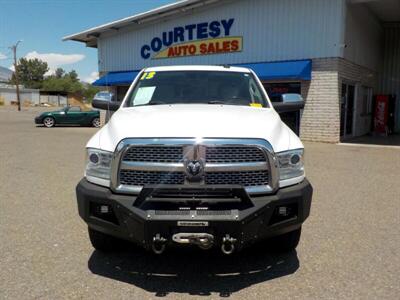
(262, 82), (301, 102)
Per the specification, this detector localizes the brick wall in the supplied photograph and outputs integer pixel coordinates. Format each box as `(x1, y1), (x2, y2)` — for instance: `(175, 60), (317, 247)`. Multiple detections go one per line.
(300, 57), (379, 143)
(300, 58), (340, 143)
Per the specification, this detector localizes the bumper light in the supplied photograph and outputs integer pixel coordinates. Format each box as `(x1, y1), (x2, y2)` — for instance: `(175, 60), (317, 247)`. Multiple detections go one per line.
(90, 202), (118, 224)
(269, 204), (298, 225)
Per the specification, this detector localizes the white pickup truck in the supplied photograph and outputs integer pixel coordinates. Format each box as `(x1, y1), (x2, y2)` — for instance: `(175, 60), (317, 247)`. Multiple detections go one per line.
(76, 65), (313, 255)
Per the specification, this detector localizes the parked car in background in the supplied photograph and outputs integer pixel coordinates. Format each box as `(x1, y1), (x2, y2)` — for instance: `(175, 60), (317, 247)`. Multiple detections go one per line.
(34, 106), (100, 128)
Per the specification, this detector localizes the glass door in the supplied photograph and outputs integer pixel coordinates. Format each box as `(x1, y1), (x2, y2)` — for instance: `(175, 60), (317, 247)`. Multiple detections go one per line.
(340, 83), (355, 139)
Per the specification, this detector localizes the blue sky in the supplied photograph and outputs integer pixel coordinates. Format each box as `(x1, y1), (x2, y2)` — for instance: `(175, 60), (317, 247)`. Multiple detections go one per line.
(0, 0), (176, 82)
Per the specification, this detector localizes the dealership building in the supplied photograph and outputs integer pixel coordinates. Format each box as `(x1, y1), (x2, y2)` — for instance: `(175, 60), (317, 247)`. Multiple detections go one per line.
(64, 0), (400, 142)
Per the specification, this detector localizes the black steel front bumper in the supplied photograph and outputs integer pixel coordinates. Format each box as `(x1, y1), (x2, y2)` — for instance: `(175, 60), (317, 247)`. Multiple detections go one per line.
(76, 179), (312, 252)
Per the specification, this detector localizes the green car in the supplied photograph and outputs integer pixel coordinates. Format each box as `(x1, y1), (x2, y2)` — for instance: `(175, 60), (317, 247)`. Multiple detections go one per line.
(35, 106), (101, 128)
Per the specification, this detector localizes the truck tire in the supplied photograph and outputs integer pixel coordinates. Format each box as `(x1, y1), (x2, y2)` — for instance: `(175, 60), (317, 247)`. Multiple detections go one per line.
(88, 227), (121, 252)
(269, 227), (301, 253)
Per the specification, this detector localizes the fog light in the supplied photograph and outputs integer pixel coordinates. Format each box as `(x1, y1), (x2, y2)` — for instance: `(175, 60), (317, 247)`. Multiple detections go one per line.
(90, 202), (119, 225)
(100, 205), (110, 214)
(269, 204), (298, 225)
(278, 206), (288, 216)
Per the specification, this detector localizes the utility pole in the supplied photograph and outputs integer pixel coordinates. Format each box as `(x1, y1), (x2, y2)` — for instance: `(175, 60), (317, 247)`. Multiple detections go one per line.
(10, 40), (22, 111)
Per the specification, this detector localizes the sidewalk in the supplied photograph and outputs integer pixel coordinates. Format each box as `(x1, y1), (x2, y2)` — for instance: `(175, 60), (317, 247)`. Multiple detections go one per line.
(343, 133), (400, 147)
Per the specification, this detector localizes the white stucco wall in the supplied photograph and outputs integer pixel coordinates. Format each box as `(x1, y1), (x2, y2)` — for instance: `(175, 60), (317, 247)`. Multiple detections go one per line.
(344, 2), (383, 72)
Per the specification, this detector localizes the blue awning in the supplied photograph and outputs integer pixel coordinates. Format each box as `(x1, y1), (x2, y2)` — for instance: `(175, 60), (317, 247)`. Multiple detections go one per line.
(93, 70), (140, 86)
(93, 59), (312, 86)
(236, 59), (312, 81)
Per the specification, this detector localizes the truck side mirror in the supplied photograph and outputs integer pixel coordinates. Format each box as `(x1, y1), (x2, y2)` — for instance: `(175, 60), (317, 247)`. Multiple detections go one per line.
(92, 91), (121, 111)
(272, 93), (305, 113)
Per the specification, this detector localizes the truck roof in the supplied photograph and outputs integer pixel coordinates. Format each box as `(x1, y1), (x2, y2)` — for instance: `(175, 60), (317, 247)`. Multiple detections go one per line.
(144, 65), (252, 73)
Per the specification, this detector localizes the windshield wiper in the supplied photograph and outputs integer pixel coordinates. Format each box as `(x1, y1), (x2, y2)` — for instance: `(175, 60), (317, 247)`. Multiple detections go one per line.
(148, 101), (167, 105)
(207, 100), (226, 104)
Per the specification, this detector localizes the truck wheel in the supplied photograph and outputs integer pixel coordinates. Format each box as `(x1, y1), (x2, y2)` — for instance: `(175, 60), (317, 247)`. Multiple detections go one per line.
(88, 227), (121, 252)
(92, 117), (101, 128)
(269, 227), (301, 253)
(43, 117), (55, 128)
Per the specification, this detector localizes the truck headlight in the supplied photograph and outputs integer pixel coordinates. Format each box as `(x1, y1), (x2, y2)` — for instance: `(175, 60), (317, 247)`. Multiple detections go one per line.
(277, 149), (304, 180)
(85, 148), (113, 186)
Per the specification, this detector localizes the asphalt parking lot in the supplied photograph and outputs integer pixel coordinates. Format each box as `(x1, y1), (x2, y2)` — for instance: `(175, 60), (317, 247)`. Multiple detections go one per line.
(1, 107), (399, 299)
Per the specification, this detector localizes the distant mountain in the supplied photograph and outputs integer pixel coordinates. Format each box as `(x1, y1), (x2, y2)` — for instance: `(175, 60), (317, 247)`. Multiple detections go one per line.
(0, 66), (13, 83)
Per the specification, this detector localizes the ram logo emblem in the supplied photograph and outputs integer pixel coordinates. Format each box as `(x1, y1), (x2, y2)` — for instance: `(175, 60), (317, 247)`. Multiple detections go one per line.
(185, 160), (204, 178)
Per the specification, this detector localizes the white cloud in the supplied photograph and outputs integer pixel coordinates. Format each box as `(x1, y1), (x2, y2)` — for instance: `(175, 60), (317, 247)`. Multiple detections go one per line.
(24, 51), (85, 75)
(9, 65), (14, 71)
(0, 52), (7, 60)
(83, 71), (99, 83)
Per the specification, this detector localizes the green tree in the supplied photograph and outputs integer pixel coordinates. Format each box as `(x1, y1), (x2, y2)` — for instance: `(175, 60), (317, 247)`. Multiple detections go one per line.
(29, 65), (99, 102)
(41, 76), (67, 92)
(67, 70), (79, 82)
(42, 75), (83, 94)
(82, 84), (101, 102)
(54, 68), (65, 79)
(11, 58), (49, 89)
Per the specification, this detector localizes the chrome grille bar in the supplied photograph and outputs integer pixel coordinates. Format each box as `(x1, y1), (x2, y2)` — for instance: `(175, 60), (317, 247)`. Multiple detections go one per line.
(111, 138), (279, 195)
(205, 162), (268, 172)
(120, 161), (268, 172)
(120, 161), (185, 172)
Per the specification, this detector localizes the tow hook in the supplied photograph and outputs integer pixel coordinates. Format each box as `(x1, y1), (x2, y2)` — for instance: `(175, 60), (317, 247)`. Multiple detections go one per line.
(221, 234), (237, 255)
(152, 234), (167, 254)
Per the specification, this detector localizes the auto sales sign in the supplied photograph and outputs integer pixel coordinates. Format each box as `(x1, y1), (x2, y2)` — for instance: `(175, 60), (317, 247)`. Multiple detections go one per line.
(140, 18), (242, 60)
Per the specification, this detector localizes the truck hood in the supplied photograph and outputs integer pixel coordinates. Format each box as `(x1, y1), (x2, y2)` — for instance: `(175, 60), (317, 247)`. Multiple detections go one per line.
(88, 104), (303, 153)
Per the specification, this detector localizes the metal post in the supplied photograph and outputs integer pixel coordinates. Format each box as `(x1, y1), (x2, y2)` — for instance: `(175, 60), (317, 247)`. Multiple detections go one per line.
(10, 41), (22, 111)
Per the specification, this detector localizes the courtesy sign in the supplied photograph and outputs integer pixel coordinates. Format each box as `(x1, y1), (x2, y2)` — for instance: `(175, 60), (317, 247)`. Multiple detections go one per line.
(140, 18), (242, 59)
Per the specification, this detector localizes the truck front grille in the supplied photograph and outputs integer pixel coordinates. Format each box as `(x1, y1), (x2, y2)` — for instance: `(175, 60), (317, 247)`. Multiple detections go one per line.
(123, 146), (183, 163)
(205, 170), (269, 186)
(114, 139), (275, 195)
(121, 145), (266, 163)
(206, 146), (266, 163)
(119, 170), (185, 185)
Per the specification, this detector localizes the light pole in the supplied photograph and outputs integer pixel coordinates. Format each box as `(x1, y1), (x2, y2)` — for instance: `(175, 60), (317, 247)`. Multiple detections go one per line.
(10, 40), (22, 111)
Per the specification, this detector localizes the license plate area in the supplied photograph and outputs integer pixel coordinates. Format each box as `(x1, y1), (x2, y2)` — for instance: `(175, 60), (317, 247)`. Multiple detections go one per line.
(177, 221), (209, 227)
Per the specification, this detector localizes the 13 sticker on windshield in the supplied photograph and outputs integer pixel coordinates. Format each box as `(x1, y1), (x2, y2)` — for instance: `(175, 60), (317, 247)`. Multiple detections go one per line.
(140, 71), (156, 80)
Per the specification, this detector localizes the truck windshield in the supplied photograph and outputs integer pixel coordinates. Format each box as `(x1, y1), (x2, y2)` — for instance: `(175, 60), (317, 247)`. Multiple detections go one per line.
(126, 71), (268, 107)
